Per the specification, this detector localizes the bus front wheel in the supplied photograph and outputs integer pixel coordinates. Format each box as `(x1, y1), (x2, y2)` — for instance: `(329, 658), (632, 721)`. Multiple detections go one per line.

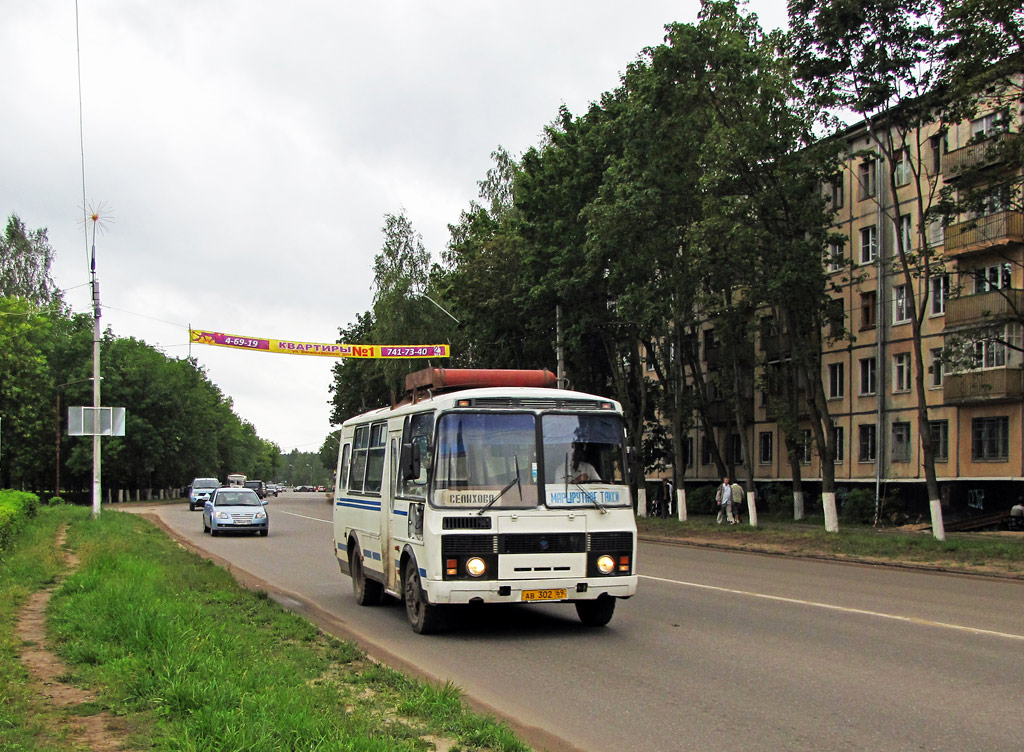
(403, 561), (443, 634)
(575, 595), (616, 627)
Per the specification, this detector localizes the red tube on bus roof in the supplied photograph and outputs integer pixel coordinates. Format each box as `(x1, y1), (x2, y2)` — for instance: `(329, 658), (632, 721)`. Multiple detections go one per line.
(405, 368), (558, 393)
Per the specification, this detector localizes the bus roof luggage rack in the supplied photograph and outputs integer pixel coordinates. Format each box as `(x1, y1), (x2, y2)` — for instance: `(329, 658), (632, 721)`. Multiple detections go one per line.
(404, 368), (558, 403)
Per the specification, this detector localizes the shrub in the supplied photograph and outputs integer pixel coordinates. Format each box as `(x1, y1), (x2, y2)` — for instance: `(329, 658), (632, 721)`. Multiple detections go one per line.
(686, 484), (717, 515)
(0, 490), (41, 551)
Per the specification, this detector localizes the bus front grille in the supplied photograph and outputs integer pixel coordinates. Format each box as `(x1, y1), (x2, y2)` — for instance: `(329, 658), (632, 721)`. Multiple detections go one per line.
(498, 533), (586, 554)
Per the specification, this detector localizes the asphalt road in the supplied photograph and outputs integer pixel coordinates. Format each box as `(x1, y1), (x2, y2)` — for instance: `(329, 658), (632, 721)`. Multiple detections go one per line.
(127, 493), (1024, 752)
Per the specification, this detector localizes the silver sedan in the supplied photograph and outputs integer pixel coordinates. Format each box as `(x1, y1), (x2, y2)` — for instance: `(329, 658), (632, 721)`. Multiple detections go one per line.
(202, 488), (269, 537)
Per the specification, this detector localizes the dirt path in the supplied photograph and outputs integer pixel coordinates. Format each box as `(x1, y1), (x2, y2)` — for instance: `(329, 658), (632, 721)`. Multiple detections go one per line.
(15, 526), (137, 751)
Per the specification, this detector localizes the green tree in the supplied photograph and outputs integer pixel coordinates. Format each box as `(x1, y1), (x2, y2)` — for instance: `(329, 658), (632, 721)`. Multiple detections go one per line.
(0, 214), (60, 305)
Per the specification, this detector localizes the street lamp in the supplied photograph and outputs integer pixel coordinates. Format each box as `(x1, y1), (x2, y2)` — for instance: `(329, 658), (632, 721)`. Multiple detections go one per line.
(55, 377), (94, 498)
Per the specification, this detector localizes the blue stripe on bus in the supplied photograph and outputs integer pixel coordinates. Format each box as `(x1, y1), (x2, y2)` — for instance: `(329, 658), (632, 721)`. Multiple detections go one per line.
(336, 499), (382, 511)
(337, 541), (347, 552)
(371, 551), (382, 561)
(419, 568), (426, 577)
(393, 509), (408, 516)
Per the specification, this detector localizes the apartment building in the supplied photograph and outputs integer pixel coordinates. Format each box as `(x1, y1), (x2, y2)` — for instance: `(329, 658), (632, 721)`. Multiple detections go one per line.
(675, 94), (1023, 516)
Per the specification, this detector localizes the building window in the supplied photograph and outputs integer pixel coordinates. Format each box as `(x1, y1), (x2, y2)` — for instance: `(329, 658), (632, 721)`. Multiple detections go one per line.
(759, 431), (773, 465)
(894, 352), (912, 392)
(972, 416), (1009, 461)
(833, 426), (845, 464)
(729, 434), (743, 465)
(827, 241), (844, 272)
(929, 420), (948, 462)
(892, 421), (912, 462)
(929, 133), (946, 174)
(894, 149), (912, 186)
(828, 362), (845, 399)
(859, 357), (877, 395)
(971, 111), (1006, 139)
(969, 326), (1022, 371)
(831, 178), (844, 208)
(930, 348), (944, 388)
(927, 218), (945, 247)
(858, 424), (877, 462)
(860, 225), (878, 264)
(892, 284), (911, 324)
(973, 263), (1012, 293)
(896, 213), (913, 253)
(859, 159), (877, 199)
(701, 437), (713, 466)
(801, 429), (813, 464)
(930, 274), (949, 315)
(860, 290), (877, 329)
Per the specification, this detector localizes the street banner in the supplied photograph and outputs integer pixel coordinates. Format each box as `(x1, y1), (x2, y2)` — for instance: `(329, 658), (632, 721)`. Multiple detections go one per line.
(189, 329), (450, 359)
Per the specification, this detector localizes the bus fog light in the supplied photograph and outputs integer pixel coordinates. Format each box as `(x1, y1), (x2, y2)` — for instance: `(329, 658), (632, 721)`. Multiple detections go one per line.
(596, 555), (615, 574)
(466, 557), (487, 577)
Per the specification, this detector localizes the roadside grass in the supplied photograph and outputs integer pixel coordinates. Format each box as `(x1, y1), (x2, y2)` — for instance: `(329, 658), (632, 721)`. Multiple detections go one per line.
(8, 507), (527, 752)
(0, 504), (91, 752)
(636, 516), (1024, 574)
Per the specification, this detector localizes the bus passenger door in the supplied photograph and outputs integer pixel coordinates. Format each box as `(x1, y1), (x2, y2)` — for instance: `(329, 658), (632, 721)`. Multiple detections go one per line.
(384, 432), (403, 593)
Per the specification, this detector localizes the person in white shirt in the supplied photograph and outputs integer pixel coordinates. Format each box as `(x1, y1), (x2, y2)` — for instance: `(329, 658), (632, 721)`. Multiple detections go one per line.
(715, 476), (735, 524)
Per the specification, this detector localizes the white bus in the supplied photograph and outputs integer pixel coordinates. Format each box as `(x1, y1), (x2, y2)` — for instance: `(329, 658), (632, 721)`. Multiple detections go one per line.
(333, 368), (638, 634)
(226, 473), (247, 488)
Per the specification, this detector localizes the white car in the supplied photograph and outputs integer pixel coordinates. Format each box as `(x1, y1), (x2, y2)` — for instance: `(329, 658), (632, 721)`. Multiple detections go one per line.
(188, 477), (220, 511)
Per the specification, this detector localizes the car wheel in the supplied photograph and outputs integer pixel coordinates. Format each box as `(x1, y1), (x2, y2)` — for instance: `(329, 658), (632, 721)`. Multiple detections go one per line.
(210, 527), (219, 537)
(259, 529), (268, 537)
(575, 594), (616, 627)
(203, 519), (209, 534)
(403, 559), (442, 634)
(349, 545), (383, 606)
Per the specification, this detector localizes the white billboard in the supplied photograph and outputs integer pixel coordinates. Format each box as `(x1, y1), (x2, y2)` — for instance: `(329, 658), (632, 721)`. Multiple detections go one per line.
(68, 406), (126, 436)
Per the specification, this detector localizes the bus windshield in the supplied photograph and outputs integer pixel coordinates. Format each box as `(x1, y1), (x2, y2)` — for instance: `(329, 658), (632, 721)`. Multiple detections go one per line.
(541, 413), (629, 508)
(433, 412), (538, 509)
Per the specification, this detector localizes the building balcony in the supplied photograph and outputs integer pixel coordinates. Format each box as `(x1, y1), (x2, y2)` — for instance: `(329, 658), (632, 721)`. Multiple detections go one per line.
(944, 211), (1024, 257)
(944, 289), (1024, 330)
(942, 132), (1018, 183)
(943, 367), (1024, 405)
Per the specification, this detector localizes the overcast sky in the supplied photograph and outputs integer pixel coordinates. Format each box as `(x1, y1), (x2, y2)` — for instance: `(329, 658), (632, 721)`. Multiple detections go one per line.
(2, 1), (789, 453)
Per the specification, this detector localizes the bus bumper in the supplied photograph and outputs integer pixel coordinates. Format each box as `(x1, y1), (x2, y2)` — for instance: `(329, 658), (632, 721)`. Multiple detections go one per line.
(423, 575), (638, 605)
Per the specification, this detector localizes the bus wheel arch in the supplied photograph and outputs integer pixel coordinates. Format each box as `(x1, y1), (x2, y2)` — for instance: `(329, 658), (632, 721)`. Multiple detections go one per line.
(401, 551), (443, 634)
(348, 534), (383, 606)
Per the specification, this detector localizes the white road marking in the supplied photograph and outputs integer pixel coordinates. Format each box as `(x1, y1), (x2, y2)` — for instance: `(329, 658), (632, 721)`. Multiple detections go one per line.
(639, 573), (1024, 642)
(277, 510), (332, 524)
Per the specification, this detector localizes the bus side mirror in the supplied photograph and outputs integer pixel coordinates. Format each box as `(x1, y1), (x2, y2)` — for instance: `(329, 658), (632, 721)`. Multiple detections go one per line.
(400, 442), (421, 481)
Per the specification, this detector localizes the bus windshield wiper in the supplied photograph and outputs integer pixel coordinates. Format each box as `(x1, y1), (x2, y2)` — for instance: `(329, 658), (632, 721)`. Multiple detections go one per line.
(563, 453), (607, 514)
(571, 481), (608, 514)
(477, 456), (522, 515)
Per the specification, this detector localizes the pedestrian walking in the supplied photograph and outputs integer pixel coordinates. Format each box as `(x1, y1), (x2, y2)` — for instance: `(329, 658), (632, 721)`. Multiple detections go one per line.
(730, 479), (744, 525)
(664, 479), (674, 518)
(715, 477), (734, 524)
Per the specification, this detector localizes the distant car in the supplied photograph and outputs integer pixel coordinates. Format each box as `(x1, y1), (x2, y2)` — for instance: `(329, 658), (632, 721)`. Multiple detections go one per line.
(317, 485), (326, 492)
(202, 488), (269, 537)
(266, 483), (279, 497)
(189, 477), (220, 511)
(244, 480), (267, 499)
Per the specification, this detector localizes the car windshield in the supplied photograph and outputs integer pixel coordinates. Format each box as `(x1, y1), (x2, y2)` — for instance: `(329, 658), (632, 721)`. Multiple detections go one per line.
(214, 490), (262, 507)
(193, 479), (218, 489)
(432, 412), (538, 509)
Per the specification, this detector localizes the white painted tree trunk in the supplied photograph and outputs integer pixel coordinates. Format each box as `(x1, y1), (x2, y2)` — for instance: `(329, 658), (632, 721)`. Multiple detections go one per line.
(793, 491), (805, 521)
(930, 499), (946, 541)
(823, 491), (839, 533)
(637, 488), (647, 518)
(677, 489), (687, 521)
(746, 491), (758, 527)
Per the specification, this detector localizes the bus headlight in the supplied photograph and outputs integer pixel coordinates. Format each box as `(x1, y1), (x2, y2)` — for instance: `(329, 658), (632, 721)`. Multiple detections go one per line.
(466, 557), (487, 577)
(596, 555), (616, 575)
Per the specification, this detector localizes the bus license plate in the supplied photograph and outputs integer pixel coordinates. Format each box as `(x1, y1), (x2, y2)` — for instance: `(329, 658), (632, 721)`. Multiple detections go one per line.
(521, 588), (567, 602)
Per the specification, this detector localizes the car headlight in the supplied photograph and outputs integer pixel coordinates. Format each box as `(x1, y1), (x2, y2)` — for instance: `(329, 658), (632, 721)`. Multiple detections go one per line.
(215, 511), (229, 520)
(596, 555), (616, 575)
(465, 557), (487, 577)
(254, 511), (267, 519)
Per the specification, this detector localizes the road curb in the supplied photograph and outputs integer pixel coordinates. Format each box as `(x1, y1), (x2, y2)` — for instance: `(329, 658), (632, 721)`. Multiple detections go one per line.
(638, 534), (1024, 581)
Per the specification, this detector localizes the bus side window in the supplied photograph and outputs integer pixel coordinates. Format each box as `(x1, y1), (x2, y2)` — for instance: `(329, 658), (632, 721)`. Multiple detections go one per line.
(350, 425), (369, 493)
(399, 412), (433, 499)
(338, 443), (351, 492)
(364, 423), (387, 494)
